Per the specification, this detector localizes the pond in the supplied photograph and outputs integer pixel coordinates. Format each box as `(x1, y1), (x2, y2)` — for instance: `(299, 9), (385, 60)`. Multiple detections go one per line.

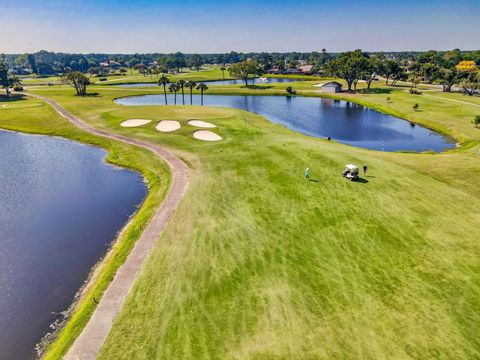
(113, 77), (302, 88)
(0, 130), (147, 360)
(114, 94), (455, 152)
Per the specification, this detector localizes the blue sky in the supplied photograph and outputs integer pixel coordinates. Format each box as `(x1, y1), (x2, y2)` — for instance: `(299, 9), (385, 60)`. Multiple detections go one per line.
(1, 0), (479, 53)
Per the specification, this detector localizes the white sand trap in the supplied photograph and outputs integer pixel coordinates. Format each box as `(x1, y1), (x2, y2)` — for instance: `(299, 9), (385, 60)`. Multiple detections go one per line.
(156, 120), (181, 132)
(193, 130), (222, 141)
(120, 119), (151, 127)
(314, 83), (325, 87)
(188, 120), (216, 128)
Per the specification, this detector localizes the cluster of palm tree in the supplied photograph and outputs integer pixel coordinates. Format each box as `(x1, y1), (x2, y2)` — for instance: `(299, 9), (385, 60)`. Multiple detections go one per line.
(158, 75), (208, 106)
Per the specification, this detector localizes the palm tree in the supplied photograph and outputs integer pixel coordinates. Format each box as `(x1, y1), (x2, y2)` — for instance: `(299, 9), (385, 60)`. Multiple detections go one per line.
(220, 65), (226, 80)
(177, 79), (186, 105)
(158, 74), (170, 105)
(169, 83), (179, 105)
(185, 80), (197, 105)
(196, 82), (208, 106)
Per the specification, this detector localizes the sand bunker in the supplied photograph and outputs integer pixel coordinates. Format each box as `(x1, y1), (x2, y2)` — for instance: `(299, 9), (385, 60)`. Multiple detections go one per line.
(188, 120), (216, 128)
(120, 119), (151, 127)
(193, 130), (222, 141)
(156, 120), (181, 132)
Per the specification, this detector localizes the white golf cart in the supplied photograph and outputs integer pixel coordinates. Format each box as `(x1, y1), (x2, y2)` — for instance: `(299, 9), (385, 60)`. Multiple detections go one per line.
(342, 164), (360, 181)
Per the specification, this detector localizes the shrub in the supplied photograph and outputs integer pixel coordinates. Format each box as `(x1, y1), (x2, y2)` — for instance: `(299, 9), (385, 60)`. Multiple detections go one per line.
(409, 88), (422, 95)
(473, 115), (480, 128)
(13, 86), (24, 92)
(413, 103), (419, 112)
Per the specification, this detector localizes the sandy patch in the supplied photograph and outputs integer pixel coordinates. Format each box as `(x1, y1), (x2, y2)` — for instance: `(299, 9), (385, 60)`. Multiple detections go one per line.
(120, 119), (151, 127)
(314, 83), (325, 87)
(156, 120), (181, 132)
(193, 130), (222, 141)
(188, 120), (216, 128)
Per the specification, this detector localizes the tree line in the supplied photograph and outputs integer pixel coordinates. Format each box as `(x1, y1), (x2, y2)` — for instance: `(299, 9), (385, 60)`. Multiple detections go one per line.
(2, 49), (479, 77)
(326, 49), (480, 95)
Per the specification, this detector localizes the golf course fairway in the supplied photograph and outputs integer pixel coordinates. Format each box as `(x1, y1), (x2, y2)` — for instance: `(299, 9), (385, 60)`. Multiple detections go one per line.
(2, 80), (480, 359)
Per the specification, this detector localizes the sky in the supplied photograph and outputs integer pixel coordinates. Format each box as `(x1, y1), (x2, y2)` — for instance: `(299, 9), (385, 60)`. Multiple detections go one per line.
(1, 0), (479, 54)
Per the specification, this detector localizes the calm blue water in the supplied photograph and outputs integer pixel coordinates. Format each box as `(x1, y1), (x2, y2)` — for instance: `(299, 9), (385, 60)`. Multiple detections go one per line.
(114, 77), (301, 88)
(0, 131), (146, 360)
(114, 94), (454, 152)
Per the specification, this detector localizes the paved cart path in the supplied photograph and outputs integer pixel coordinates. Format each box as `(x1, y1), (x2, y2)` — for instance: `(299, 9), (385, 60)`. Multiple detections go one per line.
(26, 93), (188, 360)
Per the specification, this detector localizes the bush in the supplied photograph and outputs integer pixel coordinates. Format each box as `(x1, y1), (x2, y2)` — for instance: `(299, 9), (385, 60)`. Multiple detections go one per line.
(99, 77), (107, 81)
(286, 86), (296, 95)
(473, 115), (480, 128)
(13, 86), (24, 92)
(409, 88), (422, 95)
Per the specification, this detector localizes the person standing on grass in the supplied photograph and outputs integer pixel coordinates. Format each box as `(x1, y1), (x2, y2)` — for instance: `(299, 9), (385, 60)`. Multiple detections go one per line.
(305, 167), (310, 180)
(363, 164), (368, 176)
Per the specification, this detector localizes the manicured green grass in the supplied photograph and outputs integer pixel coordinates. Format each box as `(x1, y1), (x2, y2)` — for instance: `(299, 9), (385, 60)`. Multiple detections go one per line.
(0, 94), (171, 360)
(22, 85), (480, 359)
(96, 67), (231, 85)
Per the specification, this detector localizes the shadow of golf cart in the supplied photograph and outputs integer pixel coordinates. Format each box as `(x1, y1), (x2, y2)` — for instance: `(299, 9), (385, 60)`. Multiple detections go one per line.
(342, 164), (360, 181)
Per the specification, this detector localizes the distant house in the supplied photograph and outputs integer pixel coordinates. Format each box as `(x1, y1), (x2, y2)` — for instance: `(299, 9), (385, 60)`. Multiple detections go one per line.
(100, 60), (121, 69)
(266, 67), (281, 74)
(298, 65), (314, 74)
(321, 81), (342, 93)
(284, 68), (302, 74)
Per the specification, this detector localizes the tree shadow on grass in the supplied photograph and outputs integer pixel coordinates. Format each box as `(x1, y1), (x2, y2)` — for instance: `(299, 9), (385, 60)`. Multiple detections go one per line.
(81, 92), (99, 97)
(371, 88), (395, 94)
(0, 93), (28, 102)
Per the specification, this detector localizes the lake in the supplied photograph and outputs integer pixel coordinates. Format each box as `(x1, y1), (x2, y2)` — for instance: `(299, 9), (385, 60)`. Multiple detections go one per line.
(0, 130), (147, 360)
(113, 77), (302, 88)
(114, 94), (455, 152)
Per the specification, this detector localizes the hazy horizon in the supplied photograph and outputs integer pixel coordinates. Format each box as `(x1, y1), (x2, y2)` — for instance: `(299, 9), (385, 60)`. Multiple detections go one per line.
(2, 0), (479, 54)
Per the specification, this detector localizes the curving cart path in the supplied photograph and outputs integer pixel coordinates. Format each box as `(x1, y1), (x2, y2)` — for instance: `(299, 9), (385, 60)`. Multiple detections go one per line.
(26, 93), (188, 360)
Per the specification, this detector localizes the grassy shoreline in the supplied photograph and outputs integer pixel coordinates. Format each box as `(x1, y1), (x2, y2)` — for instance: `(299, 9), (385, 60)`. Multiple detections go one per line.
(108, 87), (463, 151)
(0, 94), (171, 360)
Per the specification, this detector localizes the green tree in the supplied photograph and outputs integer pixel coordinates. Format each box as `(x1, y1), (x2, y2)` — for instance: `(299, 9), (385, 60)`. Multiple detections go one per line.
(220, 65), (226, 80)
(422, 62), (439, 83)
(174, 52), (187, 72)
(0, 63), (21, 97)
(436, 68), (459, 92)
(169, 83), (179, 105)
(379, 59), (402, 85)
(185, 80), (197, 105)
(158, 74), (170, 105)
(359, 56), (376, 90)
(177, 79), (186, 105)
(27, 54), (38, 74)
(460, 72), (480, 96)
(60, 71), (90, 96)
(187, 54), (203, 71)
(196, 82), (208, 106)
(228, 60), (262, 86)
(326, 50), (367, 92)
